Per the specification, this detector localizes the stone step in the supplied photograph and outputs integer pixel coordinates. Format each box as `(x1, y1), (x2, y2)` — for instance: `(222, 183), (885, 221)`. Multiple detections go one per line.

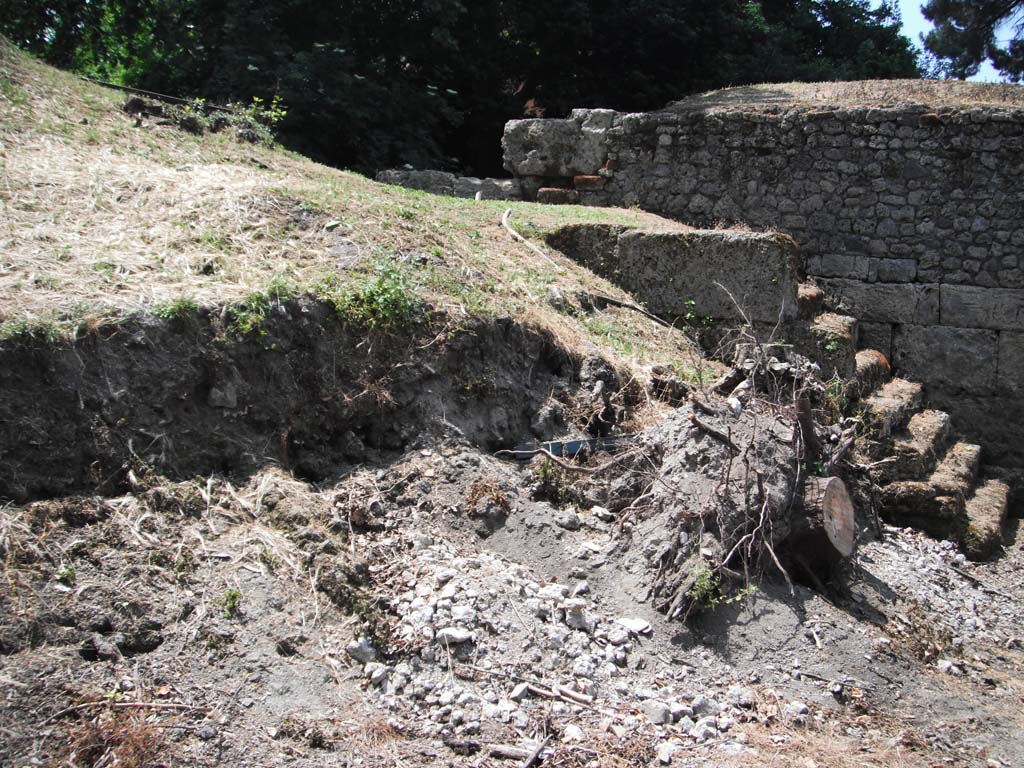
(797, 282), (824, 320)
(789, 312), (858, 379)
(962, 479), (1011, 561)
(878, 441), (981, 537)
(847, 349), (891, 401)
(861, 378), (923, 440)
(875, 409), (954, 483)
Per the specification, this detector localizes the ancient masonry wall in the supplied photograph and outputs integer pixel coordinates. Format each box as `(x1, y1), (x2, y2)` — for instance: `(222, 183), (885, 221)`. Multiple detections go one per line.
(502, 105), (1024, 466)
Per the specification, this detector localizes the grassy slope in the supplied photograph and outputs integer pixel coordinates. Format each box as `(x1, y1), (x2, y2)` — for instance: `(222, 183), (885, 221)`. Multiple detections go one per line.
(0, 39), (715, 380)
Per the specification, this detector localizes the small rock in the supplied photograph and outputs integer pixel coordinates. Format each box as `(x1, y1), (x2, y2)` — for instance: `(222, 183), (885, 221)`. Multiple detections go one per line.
(691, 694), (721, 715)
(346, 637), (377, 664)
(555, 509), (581, 531)
(197, 724), (218, 741)
(657, 741), (679, 764)
(510, 682), (530, 702)
(727, 685), (755, 708)
(562, 724), (584, 742)
(364, 662), (387, 686)
(783, 700), (809, 720)
(564, 599), (596, 633)
(451, 605), (477, 624)
(592, 505), (616, 522)
(571, 581), (590, 597)
(437, 627), (473, 646)
(616, 617), (652, 635)
(690, 722), (718, 742)
(641, 699), (673, 725)
(607, 628), (630, 646)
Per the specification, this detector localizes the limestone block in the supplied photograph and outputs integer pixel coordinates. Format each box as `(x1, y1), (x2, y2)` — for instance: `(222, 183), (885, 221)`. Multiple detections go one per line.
(892, 325), (998, 394)
(502, 118), (608, 177)
(876, 258), (917, 283)
(375, 169), (455, 195)
(998, 331), (1024, 395)
(940, 285), (1024, 331)
(819, 279), (939, 325)
(857, 321), (894, 359)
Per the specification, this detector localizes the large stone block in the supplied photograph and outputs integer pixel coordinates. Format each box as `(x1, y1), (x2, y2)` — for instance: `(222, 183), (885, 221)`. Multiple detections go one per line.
(819, 279), (939, 325)
(940, 285), (1024, 331)
(502, 118), (608, 177)
(375, 169), (455, 195)
(892, 325), (998, 394)
(546, 225), (799, 324)
(998, 331), (1024, 395)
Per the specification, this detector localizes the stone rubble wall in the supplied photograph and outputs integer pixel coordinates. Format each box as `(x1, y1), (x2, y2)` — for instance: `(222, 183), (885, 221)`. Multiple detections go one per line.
(503, 104), (1024, 466)
(376, 169), (521, 200)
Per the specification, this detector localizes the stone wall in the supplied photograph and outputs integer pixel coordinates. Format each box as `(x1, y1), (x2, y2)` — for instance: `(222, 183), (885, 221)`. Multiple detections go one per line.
(377, 169), (521, 200)
(503, 103), (1024, 466)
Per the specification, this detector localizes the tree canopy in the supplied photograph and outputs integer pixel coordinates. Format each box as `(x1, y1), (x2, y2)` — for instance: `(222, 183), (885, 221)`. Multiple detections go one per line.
(1, 1), (922, 174)
(922, 1), (1024, 81)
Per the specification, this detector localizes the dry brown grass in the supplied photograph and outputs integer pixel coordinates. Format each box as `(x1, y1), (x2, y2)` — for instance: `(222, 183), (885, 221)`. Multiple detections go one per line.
(669, 78), (1024, 113)
(0, 38), (703, 385)
(61, 709), (166, 768)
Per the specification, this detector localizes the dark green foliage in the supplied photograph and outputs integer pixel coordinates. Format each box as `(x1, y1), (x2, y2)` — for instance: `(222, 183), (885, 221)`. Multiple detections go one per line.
(1, 1), (921, 174)
(922, 1), (1023, 81)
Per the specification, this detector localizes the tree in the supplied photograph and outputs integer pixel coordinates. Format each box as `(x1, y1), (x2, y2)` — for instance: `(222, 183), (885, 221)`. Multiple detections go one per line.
(1, 1), (922, 175)
(922, 0), (1024, 81)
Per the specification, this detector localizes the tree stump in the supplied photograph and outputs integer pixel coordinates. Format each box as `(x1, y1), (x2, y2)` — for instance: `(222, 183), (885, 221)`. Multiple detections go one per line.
(790, 476), (857, 567)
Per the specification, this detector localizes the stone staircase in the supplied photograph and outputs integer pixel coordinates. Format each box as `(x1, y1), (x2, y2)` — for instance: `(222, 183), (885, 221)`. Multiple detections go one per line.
(847, 347), (1010, 560)
(785, 284), (1010, 560)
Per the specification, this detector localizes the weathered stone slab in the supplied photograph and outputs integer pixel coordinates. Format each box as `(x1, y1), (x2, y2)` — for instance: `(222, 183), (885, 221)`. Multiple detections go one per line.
(940, 285), (1024, 331)
(820, 279), (939, 325)
(998, 331), (1024, 396)
(892, 325), (998, 394)
(546, 225), (800, 323)
(376, 169), (455, 195)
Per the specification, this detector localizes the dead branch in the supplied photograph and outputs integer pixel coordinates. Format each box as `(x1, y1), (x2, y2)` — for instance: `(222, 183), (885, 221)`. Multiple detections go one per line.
(688, 412), (741, 454)
(501, 208), (559, 268)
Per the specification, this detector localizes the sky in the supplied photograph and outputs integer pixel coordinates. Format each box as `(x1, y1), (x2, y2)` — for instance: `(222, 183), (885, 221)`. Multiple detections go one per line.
(895, 0), (1003, 81)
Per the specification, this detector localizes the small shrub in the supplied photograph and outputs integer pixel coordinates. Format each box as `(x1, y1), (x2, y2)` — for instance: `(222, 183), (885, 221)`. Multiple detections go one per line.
(226, 95), (287, 146)
(687, 561), (756, 613)
(318, 261), (419, 330)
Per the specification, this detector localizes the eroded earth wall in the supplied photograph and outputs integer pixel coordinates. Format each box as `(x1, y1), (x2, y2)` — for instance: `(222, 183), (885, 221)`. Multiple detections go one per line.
(503, 105), (1024, 466)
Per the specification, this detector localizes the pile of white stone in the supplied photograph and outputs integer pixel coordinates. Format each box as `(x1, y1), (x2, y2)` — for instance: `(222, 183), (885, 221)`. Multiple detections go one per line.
(343, 530), (812, 762)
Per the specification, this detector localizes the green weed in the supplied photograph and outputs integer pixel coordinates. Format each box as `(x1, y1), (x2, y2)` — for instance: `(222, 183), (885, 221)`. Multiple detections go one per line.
(55, 564), (77, 585)
(0, 316), (64, 344)
(228, 275), (294, 335)
(219, 587), (243, 619)
(687, 561), (756, 612)
(318, 260), (419, 330)
(153, 296), (199, 322)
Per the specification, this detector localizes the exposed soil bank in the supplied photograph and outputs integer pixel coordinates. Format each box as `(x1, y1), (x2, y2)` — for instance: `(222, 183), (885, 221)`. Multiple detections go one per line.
(0, 301), (635, 502)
